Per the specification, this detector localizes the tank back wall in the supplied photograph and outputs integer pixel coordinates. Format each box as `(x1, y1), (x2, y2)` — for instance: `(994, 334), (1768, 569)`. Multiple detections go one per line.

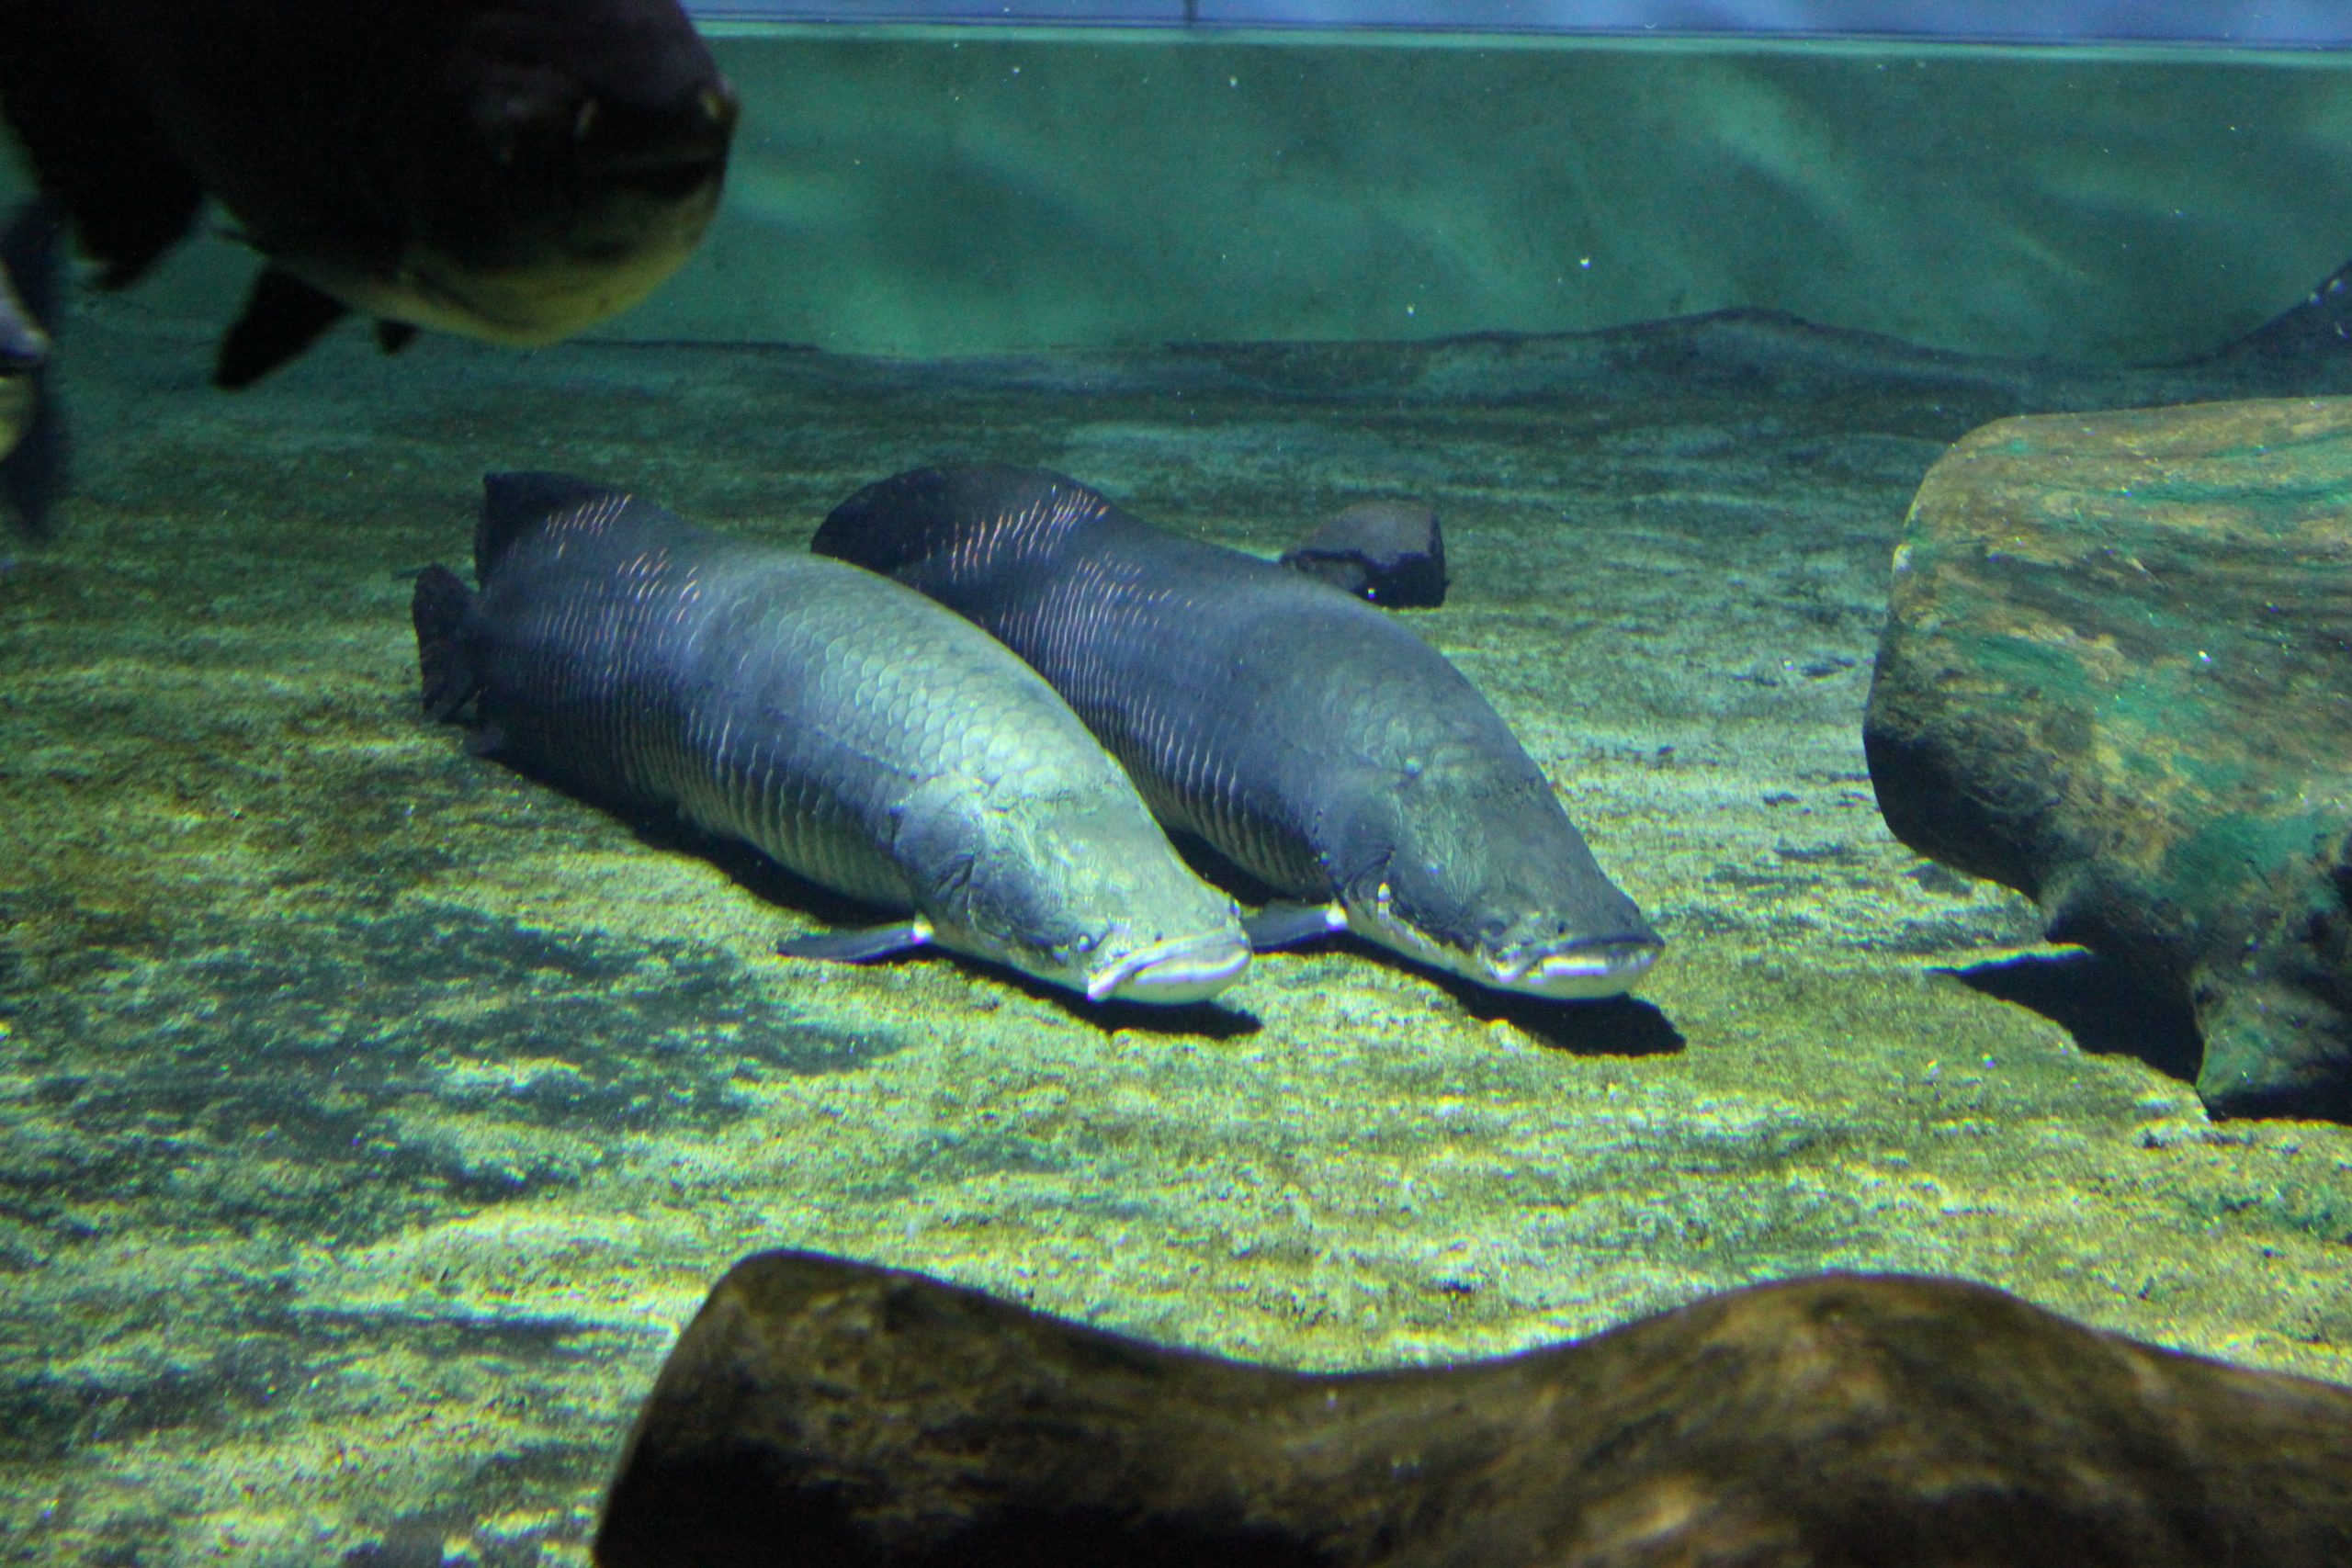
(28, 27), (2352, 362)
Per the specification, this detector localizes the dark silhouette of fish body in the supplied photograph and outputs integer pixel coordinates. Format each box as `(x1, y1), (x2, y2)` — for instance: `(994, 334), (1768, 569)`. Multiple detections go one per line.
(0, 0), (737, 387)
(0, 200), (65, 535)
(412, 473), (1249, 1005)
(814, 466), (1660, 998)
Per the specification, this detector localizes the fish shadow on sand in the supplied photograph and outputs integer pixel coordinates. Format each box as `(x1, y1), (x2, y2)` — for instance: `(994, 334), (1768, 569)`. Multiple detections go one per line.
(1172, 837), (1679, 1055)
(1428, 971), (1682, 1056)
(1941, 947), (2202, 1083)
(642, 818), (1263, 1041)
(1258, 928), (1684, 1057)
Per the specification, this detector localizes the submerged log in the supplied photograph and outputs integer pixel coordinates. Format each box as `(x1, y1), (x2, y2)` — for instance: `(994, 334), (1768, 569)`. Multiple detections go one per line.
(596, 1250), (2352, 1567)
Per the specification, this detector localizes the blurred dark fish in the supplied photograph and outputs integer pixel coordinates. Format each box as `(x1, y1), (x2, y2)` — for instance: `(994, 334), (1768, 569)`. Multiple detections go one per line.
(0, 0), (737, 388)
(0, 199), (64, 535)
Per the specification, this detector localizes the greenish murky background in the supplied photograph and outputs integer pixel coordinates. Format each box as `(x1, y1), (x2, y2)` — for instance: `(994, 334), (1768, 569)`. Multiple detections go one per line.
(5, 25), (2352, 1568)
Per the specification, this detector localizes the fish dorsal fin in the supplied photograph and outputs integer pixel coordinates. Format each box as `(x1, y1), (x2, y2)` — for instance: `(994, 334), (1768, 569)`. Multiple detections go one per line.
(475, 471), (633, 577)
(814, 465), (1114, 577)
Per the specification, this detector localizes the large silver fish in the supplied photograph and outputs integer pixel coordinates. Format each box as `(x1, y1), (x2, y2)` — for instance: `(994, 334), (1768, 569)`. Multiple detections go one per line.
(815, 467), (1662, 1000)
(412, 474), (1250, 1006)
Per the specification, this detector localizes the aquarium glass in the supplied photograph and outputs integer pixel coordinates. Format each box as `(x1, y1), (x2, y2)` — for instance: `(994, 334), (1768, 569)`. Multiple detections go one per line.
(6, 6), (2352, 1564)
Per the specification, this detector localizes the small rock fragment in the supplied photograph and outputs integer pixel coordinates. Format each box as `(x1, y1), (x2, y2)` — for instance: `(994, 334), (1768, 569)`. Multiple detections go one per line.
(1279, 499), (1447, 606)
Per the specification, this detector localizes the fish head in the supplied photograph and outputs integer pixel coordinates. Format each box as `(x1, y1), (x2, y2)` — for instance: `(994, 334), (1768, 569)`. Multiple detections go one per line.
(1344, 866), (1662, 999)
(1077, 924), (1255, 1007)
(922, 788), (1251, 1007)
(353, 0), (738, 344)
(1338, 782), (1662, 1000)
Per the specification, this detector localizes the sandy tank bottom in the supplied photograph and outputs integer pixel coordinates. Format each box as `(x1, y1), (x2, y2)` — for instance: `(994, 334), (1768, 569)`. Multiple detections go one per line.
(3, 303), (2348, 1567)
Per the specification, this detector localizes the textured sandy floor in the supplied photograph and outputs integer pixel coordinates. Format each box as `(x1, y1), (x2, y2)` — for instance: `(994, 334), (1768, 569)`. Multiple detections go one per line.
(3, 302), (2350, 1566)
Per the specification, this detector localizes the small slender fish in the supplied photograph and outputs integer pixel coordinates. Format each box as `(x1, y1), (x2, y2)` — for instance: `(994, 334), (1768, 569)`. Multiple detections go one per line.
(412, 473), (1250, 1006)
(814, 467), (1662, 999)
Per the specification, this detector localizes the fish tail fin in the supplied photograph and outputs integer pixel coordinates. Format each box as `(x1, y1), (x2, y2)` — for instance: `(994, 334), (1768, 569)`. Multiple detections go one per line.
(476, 470), (628, 578)
(812, 465), (1108, 576)
(0, 198), (67, 537)
(411, 564), (481, 720)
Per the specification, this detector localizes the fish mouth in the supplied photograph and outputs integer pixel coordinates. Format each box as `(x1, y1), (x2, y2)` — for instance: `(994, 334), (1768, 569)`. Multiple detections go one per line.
(1479, 937), (1662, 999)
(1086, 931), (1252, 1005)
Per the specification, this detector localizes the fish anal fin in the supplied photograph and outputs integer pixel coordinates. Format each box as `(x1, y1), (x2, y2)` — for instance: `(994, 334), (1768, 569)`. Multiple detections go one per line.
(1244, 902), (1349, 951)
(0, 7), (203, 288)
(214, 265), (348, 389)
(780, 920), (933, 964)
(375, 320), (419, 355)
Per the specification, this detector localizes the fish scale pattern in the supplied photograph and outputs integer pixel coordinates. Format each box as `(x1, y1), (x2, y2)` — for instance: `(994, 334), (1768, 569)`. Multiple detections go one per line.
(825, 468), (1578, 897)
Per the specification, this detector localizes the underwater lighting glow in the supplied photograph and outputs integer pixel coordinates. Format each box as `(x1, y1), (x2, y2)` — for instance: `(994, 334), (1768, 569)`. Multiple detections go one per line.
(682, 0), (2352, 49)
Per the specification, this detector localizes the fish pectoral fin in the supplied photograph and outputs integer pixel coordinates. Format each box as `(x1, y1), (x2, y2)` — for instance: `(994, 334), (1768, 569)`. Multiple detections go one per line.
(1244, 902), (1349, 951)
(779, 919), (933, 964)
(214, 265), (349, 389)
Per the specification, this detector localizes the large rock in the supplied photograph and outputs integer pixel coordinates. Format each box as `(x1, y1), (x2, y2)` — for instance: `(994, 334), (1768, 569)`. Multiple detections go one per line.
(595, 1251), (2352, 1567)
(1865, 398), (2352, 1118)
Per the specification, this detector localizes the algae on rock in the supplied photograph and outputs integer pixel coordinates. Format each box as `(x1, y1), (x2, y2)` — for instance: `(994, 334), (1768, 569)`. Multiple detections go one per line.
(1867, 397), (2352, 1118)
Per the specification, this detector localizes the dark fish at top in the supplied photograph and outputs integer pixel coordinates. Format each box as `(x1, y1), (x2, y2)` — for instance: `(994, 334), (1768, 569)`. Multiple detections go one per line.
(413, 473), (1250, 1006)
(0, 0), (737, 388)
(815, 466), (1663, 1000)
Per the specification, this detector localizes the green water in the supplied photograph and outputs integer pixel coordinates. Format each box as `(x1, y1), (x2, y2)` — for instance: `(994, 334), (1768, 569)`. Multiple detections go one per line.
(6, 23), (2352, 1568)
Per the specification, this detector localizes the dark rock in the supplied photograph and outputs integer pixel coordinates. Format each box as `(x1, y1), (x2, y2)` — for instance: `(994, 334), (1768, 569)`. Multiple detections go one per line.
(1865, 398), (2352, 1119)
(1279, 500), (1447, 606)
(594, 1251), (2352, 1568)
